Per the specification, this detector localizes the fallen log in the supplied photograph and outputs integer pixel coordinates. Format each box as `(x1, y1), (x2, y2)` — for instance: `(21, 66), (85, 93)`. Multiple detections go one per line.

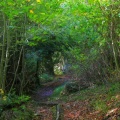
(36, 101), (58, 107)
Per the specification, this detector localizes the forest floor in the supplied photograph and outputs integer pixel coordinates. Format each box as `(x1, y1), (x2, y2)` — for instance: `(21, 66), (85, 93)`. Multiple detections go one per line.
(30, 76), (120, 120)
(31, 75), (71, 101)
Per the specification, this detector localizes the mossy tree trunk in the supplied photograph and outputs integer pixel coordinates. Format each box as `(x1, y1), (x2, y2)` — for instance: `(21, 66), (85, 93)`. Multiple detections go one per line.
(0, 13), (10, 91)
(109, 1), (120, 70)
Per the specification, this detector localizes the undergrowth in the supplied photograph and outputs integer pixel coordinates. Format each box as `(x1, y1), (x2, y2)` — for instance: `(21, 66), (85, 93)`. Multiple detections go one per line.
(50, 82), (120, 113)
(51, 85), (65, 98)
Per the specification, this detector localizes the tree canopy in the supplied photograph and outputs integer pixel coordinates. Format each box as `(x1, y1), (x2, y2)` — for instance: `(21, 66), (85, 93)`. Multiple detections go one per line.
(0, 0), (120, 119)
(0, 0), (120, 93)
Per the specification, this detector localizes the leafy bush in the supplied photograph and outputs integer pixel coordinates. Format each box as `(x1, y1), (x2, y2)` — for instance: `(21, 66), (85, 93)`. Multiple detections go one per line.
(39, 73), (54, 83)
(0, 90), (32, 120)
(1, 94), (30, 105)
(0, 90), (30, 114)
(0, 105), (33, 120)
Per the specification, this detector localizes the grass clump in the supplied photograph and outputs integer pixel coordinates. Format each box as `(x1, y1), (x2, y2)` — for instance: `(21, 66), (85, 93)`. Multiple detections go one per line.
(50, 82), (120, 103)
(51, 85), (65, 99)
(93, 100), (108, 112)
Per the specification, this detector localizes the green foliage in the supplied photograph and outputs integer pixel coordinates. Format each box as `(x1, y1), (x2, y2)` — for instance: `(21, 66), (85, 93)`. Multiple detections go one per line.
(93, 100), (108, 112)
(51, 106), (56, 120)
(39, 73), (54, 84)
(11, 106), (33, 120)
(51, 85), (65, 98)
(91, 82), (120, 112)
(0, 91), (30, 109)
(0, 105), (33, 120)
(26, 52), (38, 72)
(54, 65), (63, 75)
(108, 82), (120, 96)
(0, 90), (31, 120)
(50, 82), (120, 102)
(0, 0), (120, 103)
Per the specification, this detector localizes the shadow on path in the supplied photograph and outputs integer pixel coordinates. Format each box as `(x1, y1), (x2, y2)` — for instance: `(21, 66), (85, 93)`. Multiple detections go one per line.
(31, 75), (71, 101)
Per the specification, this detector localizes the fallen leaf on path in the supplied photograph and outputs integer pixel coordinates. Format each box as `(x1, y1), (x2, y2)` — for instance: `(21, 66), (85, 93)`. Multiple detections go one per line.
(106, 108), (119, 117)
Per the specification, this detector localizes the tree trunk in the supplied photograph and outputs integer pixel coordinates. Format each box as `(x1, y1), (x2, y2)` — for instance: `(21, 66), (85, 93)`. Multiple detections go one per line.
(0, 13), (7, 91)
(110, 3), (119, 70)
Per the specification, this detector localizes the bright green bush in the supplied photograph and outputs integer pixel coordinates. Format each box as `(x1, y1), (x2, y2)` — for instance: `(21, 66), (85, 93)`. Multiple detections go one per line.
(51, 85), (65, 98)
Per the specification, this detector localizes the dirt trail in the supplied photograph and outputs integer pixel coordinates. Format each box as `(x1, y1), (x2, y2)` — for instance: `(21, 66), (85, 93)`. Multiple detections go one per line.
(30, 76), (120, 120)
(31, 75), (71, 101)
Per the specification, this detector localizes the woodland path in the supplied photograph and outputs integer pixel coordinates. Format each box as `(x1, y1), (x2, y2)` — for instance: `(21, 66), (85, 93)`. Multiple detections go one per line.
(30, 75), (73, 120)
(30, 76), (120, 120)
(31, 75), (71, 101)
